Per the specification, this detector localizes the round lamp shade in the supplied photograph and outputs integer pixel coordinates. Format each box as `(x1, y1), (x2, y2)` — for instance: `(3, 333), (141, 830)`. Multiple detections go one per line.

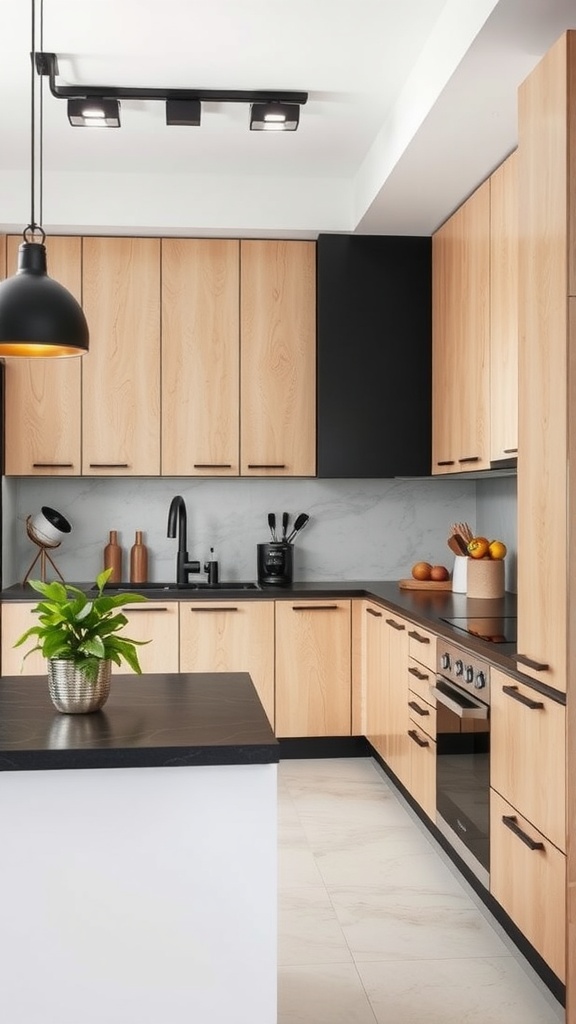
(0, 242), (89, 357)
(30, 507), (72, 546)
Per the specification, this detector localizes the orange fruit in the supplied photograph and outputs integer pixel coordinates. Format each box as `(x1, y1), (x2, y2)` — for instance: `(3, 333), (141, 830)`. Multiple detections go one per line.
(411, 561), (432, 581)
(430, 565), (450, 581)
(488, 540), (507, 560)
(467, 537), (490, 559)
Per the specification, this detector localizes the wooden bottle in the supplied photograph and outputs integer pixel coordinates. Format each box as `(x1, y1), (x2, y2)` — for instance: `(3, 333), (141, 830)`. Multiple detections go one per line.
(104, 530), (122, 582)
(130, 530), (148, 584)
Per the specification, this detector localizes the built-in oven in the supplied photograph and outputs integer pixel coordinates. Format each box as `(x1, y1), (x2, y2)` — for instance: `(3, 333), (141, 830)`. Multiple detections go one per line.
(433, 640), (491, 888)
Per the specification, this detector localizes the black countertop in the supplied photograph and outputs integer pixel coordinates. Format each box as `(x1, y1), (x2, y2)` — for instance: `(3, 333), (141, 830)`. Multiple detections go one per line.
(0, 671), (279, 772)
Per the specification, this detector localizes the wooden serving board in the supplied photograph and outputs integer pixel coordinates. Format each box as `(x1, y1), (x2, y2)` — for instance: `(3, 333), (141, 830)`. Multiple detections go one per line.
(398, 578), (452, 591)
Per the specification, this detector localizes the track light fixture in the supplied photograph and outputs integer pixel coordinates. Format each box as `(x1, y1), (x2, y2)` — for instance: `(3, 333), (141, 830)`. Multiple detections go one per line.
(37, 52), (307, 130)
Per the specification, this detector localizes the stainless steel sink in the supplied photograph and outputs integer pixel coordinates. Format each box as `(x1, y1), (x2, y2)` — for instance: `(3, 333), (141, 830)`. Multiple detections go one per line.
(95, 581), (260, 594)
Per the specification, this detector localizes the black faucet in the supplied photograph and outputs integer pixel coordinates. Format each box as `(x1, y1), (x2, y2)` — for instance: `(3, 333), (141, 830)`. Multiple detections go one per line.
(167, 495), (200, 585)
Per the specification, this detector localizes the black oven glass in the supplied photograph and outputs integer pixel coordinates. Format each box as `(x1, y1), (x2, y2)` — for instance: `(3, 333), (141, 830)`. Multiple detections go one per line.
(440, 616), (517, 644)
(436, 706), (490, 876)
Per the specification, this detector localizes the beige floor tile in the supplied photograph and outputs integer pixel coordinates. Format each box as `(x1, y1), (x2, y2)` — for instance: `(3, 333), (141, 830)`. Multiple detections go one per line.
(279, 887), (353, 966)
(278, 963), (378, 1024)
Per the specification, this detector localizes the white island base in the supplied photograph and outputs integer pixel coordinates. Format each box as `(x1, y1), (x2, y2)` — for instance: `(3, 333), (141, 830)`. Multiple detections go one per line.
(0, 762), (277, 1024)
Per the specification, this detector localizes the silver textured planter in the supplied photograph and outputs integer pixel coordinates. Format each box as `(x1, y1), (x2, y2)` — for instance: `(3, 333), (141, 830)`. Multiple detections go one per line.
(47, 659), (111, 714)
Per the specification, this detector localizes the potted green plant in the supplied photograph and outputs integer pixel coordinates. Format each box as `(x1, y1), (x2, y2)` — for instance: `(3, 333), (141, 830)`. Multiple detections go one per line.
(13, 568), (149, 714)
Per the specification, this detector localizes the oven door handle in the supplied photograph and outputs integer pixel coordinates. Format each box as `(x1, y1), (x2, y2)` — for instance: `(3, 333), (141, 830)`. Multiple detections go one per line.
(432, 678), (489, 720)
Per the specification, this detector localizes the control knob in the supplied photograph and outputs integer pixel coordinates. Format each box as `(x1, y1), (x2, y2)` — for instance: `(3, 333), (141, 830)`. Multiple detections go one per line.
(454, 659), (464, 676)
(475, 671), (487, 690)
(441, 653), (451, 671)
(464, 665), (474, 684)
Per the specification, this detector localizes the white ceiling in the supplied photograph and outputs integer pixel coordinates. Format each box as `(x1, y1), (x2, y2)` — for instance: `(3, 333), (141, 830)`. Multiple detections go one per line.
(0, 0), (574, 238)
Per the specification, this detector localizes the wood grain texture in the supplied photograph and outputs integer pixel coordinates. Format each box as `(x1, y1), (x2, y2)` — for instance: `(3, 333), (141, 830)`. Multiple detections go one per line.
(407, 707), (436, 821)
(398, 579), (451, 591)
(161, 239), (240, 476)
(275, 600), (351, 737)
(491, 789), (566, 982)
(385, 613), (410, 786)
(240, 240), (316, 476)
(362, 600), (387, 755)
(4, 236), (82, 476)
(82, 237), (161, 476)
(179, 600), (275, 727)
(517, 35), (567, 692)
(491, 668), (565, 853)
(118, 603), (179, 675)
(490, 150), (519, 462)
(1, 603), (46, 676)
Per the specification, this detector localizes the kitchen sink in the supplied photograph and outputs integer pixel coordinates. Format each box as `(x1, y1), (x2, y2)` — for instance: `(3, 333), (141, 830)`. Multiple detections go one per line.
(95, 581), (260, 594)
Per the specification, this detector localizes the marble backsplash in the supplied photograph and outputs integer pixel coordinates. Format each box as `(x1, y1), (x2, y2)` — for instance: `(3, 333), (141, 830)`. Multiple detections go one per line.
(2, 473), (516, 591)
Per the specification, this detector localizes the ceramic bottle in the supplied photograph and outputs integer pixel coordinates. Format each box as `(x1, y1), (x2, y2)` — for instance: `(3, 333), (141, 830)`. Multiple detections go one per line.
(104, 530), (122, 582)
(130, 530), (148, 584)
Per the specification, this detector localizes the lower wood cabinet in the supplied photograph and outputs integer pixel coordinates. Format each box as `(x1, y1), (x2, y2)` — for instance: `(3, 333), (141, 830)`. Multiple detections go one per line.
(118, 602), (179, 675)
(491, 789), (566, 982)
(275, 599), (351, 737)
(179, 600), (275, 726)
(362, 601), (387, 757)
(1, 602), (46, 676)
(384, 612), (410, 787)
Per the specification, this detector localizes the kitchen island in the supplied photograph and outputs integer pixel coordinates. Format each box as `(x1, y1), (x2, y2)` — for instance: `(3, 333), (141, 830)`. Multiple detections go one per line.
(0, 672), (279, 1024)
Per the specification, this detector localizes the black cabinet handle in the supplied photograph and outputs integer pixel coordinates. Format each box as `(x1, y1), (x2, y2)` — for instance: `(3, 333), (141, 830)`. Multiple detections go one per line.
(292, 604), (338, 611)
(367, 607), (382, 618)
(458, 456), (480, 464)
(408, 729), (429, 748)
(386, 618), (405, 631)
(125, 606), (169, 612)
(408, 666), (428, 681)
(502, 684), (544, 710)
(503, 448), (518, 454)
(193, 463), (233, 469)
(89, 463), (130, 469)
(408, 700), (429, 716)
(502, 815), (544, 851)
(33, 462), (74, 468)
(436, 460), (455, 467)
(247, 464), (286, 470)
(408, 630), (430, 644)
(513, 653), (550, 672)
(190, 606), (239, 612)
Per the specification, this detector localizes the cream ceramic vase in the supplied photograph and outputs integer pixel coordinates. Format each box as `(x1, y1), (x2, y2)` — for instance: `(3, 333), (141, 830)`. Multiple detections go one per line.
(47, 659), (111, 715)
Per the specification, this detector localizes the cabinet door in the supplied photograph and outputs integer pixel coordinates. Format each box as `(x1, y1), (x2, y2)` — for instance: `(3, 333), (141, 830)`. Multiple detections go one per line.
(491, 668), (565, 852)
(407, 709), (436, 821)
(384, 614), (409, 786)
(432, 181), (490, 473)
(82, 237), (161, 476)
(491, 789), (566, 982)
(490, 152), (518, 463)
(240, 240), (316, 477)
(275, 600), (351, 737)
(180, 600), (274, 726)
(2, 603), (46, 676)
(362, 601), (387, 758)
(161, 239), (240, 476)
(4, 236), (82, 476)
(117, 603), (179, 675)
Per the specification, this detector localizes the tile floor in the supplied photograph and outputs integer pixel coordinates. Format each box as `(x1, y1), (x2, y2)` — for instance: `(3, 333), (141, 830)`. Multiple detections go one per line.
(277, 756), (565, 1024)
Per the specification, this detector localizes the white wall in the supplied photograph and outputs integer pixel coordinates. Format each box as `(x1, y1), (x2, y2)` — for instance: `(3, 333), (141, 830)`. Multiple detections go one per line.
(4, 474), (488, 588)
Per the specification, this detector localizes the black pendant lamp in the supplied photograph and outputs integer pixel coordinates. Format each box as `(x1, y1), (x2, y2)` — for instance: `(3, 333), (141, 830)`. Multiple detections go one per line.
(0, 0), (89, 357)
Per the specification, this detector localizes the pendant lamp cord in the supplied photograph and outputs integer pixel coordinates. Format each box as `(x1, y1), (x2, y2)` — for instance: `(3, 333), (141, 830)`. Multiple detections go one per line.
(26, 0), (45, 243)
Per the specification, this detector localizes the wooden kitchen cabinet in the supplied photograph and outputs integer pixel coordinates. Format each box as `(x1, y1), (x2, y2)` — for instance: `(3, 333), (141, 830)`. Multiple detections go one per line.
(432, 178), (491, 474)
(240, 240), (316, 477)
(491, 789), (566, 982)
(275, 599), (351, 737)
(362, 601), (387, 758)
(4, 235), (82, 476)
(316, 234), (431, 478)
(1, 602), (46, 676)
(383, 612), (410, 787)
(491, 668), (566, 852)
(406, 624), (437, 819)
(180, 599), (275, 726)
(489, 151), (518, 464)
(118, 601), (179, 675)
(161, 239), (240, 476)
(82, 237), (161, 476)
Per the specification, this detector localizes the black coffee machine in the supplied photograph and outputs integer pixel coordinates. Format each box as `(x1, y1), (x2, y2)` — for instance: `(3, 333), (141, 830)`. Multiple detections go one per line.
(257, 542), (293, 586)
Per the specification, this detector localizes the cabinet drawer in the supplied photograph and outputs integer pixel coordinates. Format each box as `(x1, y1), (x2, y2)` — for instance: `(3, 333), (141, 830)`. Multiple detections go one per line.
(491, 668), (565, 852)
(407, 625), (437, 671)
(408, 724), (436, 821)
(408, 688), (436, 741)
(407, 658), (436, 708)
(490, 789), (565, 981)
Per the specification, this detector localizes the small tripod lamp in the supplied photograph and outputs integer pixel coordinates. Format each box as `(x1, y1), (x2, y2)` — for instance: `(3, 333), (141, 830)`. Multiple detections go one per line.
(23, 507), (72, 584)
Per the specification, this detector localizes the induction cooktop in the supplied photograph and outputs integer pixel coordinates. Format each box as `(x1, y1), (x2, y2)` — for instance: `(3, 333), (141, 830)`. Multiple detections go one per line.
(441, 616), (517, 645)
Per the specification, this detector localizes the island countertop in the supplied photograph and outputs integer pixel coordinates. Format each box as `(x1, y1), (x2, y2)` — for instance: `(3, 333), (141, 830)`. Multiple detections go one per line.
(0, 671), (279, 772)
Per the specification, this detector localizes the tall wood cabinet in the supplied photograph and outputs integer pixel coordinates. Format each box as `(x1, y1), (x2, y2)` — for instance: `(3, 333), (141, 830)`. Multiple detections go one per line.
(432, 178), (491, 474)
(489, 151), (518, 463)
(4, 236), (82, 476)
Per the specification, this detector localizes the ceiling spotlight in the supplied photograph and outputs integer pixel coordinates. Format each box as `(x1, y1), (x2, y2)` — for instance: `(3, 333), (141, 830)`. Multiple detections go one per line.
(250, 102), (300, 131)
(166, 99), (201, 126)
(68, 98), (121, 127)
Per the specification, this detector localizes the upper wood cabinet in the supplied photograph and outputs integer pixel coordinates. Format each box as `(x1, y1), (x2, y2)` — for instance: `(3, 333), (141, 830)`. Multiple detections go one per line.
(316, 234), (431, 478)
(275, 599), (351, 737)
(161, 239), (240, 476)
(82, 237), (161, 476)
(432, 179), (491, 474)
(4, 235), (82, 476)
(240, 240), (316, 477)
(490, 151), (518, 463)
